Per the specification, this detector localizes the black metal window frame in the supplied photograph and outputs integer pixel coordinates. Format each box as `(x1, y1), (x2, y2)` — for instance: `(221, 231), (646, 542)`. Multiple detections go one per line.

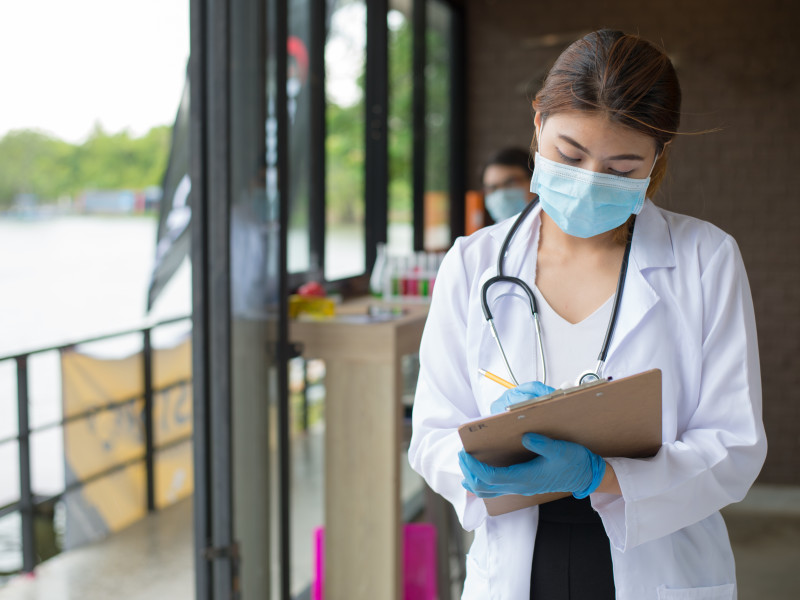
(191, 0), (291, 597)
(364, 0), (390, 270)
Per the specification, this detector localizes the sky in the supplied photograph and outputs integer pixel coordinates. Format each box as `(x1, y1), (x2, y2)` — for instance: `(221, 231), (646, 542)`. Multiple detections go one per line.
(325, 2), (366, 107)
(0, 0), (190, 143)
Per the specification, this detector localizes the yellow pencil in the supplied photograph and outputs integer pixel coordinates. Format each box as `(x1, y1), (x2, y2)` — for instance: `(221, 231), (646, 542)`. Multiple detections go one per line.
(478, 368), (516, 389)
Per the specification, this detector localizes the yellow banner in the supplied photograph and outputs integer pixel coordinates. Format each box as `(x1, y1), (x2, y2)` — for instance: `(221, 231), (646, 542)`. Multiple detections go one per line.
(61, 335), (193, 547)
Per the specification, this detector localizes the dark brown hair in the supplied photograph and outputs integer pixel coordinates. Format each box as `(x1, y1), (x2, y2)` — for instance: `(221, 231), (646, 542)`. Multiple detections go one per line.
(480, 147), (534, 184)
(532, 30), (681, 242)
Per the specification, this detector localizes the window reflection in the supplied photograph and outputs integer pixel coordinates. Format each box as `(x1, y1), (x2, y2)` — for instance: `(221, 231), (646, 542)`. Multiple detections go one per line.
(424, 0), (452, 251)
(288, 5), (312, 275)
(387, 3), (413, 256)
(325, 0), (366, 280)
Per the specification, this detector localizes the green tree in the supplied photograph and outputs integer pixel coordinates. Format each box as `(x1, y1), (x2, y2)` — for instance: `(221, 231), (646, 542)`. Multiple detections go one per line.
(0, 130), (72, 207)
(75, 124), (171, 191)
(425, 20), (451, 194)
(326, 100), (365, 224)
(388, 17), (413, 220)
(0, 125), (171, 209)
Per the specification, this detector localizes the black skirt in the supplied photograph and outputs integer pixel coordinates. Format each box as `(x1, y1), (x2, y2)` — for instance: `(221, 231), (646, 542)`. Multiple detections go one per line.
(530, 496), (615, 599)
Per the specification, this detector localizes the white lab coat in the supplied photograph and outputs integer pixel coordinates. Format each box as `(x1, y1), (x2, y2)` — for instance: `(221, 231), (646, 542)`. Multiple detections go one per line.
(408, 200), (767, 600)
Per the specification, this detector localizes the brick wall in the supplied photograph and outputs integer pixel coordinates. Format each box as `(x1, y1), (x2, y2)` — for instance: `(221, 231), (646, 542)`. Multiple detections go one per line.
(464, 0), (800, 484)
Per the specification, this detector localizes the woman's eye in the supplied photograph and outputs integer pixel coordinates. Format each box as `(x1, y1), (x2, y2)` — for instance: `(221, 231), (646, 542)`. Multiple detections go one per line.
(556, 148), (580, 163)
(609, 168), (635, 177)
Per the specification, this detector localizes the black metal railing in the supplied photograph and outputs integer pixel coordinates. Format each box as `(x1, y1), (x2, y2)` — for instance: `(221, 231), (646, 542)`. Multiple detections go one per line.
(0, 315), (192, 576)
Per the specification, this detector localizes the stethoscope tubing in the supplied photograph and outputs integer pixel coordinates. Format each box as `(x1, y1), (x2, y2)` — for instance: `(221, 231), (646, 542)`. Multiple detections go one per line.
(481, 197), (545, 386)
(480, 197), (635, 386)
(598, 221), (634, 365)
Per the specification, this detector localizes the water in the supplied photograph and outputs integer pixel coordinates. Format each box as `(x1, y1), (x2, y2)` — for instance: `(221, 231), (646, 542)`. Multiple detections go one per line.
(0, 215), (191, 357)
(0, 214), (191, 577)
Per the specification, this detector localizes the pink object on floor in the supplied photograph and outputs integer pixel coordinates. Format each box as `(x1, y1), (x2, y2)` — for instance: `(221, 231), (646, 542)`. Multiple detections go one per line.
(313, 522), (438, 600)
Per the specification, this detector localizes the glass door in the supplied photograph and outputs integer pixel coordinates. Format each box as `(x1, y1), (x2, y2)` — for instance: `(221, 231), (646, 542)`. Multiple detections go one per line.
(190, 0), (291, 597)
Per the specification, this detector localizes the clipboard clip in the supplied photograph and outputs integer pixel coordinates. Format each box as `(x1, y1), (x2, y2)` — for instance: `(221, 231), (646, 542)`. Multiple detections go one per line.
(505, 377), (610, 411)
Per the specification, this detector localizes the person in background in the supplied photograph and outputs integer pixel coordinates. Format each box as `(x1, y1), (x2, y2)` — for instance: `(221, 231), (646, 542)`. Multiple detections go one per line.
(480, 147), (535, 224)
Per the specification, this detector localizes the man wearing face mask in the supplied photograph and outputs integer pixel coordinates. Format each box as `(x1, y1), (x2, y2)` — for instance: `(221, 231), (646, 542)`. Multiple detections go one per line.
(480, 147), (535, 224)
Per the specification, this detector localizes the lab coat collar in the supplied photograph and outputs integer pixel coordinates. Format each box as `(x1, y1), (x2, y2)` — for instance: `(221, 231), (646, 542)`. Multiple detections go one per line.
(484, 199), (675, 276)
(486, 202), (544, 280)
(605, 199), (675, 364)
(630, 199), (675, 271)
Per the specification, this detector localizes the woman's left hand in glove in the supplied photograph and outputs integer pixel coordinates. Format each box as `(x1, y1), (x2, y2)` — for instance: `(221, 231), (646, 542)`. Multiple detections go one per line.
(459, 433), (606, 499)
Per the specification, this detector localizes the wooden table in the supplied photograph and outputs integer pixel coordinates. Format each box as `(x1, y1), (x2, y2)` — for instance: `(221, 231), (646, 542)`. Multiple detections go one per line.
(289, 299), (429, 600)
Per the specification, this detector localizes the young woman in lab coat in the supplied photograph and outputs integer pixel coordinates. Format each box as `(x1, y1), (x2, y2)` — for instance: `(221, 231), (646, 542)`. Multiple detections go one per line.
(408, 30), (766, 599)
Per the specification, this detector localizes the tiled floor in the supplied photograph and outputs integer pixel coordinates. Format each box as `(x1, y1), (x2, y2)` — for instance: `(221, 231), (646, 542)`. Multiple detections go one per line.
(0, 427), (428, 600)
(721, 484), (800, 600)
(0, 498), (194, 600)
(1, 482), (798, 599)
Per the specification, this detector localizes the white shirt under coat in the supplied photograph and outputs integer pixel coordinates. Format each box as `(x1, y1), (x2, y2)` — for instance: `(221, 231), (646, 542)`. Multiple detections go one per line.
(532, 283), (614, 389)
(408, 200), (767, 600)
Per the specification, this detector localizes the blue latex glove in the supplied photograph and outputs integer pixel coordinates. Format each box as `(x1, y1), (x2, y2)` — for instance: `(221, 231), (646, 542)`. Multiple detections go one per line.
(459, 433), (606, 499)
(490, 381), (555, 415)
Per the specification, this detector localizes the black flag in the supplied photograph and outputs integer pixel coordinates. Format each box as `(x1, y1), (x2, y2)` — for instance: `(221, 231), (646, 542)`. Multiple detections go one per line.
(147, 65), (191, 312)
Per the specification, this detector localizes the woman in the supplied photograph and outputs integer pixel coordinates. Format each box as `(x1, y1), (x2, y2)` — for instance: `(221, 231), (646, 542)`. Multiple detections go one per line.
(408, 30), (766, 599)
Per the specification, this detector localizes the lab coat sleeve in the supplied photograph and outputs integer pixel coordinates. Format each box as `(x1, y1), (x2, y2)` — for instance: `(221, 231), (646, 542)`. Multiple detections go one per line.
(595, 235), (767, 551)
(408, 238), (489, 531)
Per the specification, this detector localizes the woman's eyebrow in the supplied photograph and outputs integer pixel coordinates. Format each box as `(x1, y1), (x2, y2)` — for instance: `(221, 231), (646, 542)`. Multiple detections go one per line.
(557, 134), (645, 161)
(558, 134), (590, 154)
(608, 152), (646, 161)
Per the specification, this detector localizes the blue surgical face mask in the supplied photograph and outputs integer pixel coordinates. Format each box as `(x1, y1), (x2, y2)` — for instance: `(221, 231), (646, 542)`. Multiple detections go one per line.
(530, 151), (654, 238)
(485, 187), (529, 222)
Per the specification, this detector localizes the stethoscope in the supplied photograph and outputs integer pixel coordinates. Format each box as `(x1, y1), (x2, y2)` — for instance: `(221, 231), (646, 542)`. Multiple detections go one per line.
(480, 196), (635, 387)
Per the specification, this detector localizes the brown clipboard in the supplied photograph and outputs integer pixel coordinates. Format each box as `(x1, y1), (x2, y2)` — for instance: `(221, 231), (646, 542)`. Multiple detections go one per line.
(458, 369), (663, 516)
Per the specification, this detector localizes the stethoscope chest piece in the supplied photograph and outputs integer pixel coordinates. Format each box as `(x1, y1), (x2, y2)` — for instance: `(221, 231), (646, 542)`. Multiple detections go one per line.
(577, 370), (601, 385)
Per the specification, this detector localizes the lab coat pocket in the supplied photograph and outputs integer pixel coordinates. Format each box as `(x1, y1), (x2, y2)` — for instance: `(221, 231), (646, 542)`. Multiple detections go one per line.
(656, 583), (735, 600)
(463, 551), (490, 599)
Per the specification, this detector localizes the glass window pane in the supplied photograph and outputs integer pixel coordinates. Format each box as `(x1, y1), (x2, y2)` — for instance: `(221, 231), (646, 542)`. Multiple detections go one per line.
(325, 0), (366, 280)
(287, 3), (326, 595)
(0, 360), (18, 442)
(387, 2), (413, 257)
(0, 511), (23, 578)
(288, 2), (313, 275)
(0, 2), (190, 352)
(0, 0), (190, 578)
(228, 0), (275, 596)
(31, 428), (65, 498)
(153, 440), (193, 509)
(27, 351), (61, 431)
(287, 356), (325, 597)
(62, 399), (145, 485)
(424, 0), (452, 251)
(62, 462), (147, 550)
(0, 441), (20, 508)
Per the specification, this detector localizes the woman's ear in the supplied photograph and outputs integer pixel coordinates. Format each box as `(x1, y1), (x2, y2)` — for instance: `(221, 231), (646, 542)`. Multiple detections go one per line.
(533, 111), (543, 140)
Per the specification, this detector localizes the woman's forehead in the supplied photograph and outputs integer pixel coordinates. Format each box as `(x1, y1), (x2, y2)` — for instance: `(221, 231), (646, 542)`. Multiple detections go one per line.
(543, 111), (656, 155)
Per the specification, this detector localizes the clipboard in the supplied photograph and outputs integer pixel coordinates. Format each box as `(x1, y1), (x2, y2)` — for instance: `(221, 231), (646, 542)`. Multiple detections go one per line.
(458, 369), (663, 516)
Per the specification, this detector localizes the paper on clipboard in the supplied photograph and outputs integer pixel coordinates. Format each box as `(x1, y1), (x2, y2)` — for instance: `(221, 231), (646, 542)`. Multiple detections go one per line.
(458, 369), (663, 516)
